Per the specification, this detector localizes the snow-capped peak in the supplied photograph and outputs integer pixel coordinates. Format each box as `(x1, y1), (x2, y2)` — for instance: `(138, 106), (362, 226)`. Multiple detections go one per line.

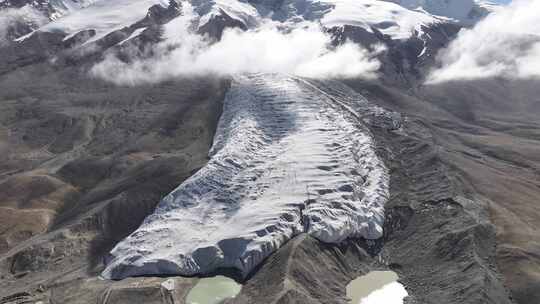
(5, 0), (502, 46)
(387, 0), (497, 24)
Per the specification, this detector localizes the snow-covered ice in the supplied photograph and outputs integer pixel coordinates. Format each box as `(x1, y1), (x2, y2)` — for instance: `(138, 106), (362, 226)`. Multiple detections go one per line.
(389, 0), (499, 24)
(23, 0), (167, 44)
(196, 0), (260, 29)
(118, 27), (147, 45)
(47, 0), (101, 20)
(319, 0), (444, 39)
(391, 0), (474, 21)
(102, 74), (389, 279)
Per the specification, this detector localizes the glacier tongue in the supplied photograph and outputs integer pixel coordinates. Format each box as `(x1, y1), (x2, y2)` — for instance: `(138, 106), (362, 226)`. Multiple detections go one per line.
(102, 74), (389, 280)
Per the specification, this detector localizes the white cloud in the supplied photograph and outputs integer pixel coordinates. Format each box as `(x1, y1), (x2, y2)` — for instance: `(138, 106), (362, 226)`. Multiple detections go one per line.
(0, 5), (47, 46)
(360, 282), (408, 304)
(90, 4), (383, 85)
(426, 0), (540, 84)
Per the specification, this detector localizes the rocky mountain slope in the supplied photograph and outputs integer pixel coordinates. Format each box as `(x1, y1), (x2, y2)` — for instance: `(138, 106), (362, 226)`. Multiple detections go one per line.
(1, 0), (539, 303)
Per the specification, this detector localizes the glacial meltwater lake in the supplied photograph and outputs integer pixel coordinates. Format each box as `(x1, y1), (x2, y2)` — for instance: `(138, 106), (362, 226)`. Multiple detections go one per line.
(186, 275), (242, 304)
(347, 271), (408, 304)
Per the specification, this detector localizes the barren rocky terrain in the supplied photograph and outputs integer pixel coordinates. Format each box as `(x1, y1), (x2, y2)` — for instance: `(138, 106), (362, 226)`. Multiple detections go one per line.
(346, 78), (540, 304)
(0, 34), (229, 302)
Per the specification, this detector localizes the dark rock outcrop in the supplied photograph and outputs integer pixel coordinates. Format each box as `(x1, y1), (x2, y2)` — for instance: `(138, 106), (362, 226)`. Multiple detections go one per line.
(198, 9), (248, 41)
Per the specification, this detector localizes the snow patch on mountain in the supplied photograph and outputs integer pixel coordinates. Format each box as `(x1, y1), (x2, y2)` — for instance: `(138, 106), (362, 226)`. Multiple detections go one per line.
(16, 0), (168, 44)
(0, 0), (97, 19)
(320, 0), (445, 39)
(388, 0), (498, 23)
(0, 5), (46, 44)
(474, 0), (501, 12)
(101, 74), (390, 279)
(47, 0), (101, 20)
(118, 27), (147, 45)
(390, 0), (474, 21)
(196, 0), (260, 28)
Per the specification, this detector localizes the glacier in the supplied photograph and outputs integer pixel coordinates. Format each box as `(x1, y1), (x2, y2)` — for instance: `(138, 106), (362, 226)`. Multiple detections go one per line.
(102, 74), (390, 279)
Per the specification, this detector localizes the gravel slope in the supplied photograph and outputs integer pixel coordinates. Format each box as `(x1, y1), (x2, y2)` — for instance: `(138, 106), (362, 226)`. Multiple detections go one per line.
(0, 36), (229, 300)
(345, 78), (540, 304)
